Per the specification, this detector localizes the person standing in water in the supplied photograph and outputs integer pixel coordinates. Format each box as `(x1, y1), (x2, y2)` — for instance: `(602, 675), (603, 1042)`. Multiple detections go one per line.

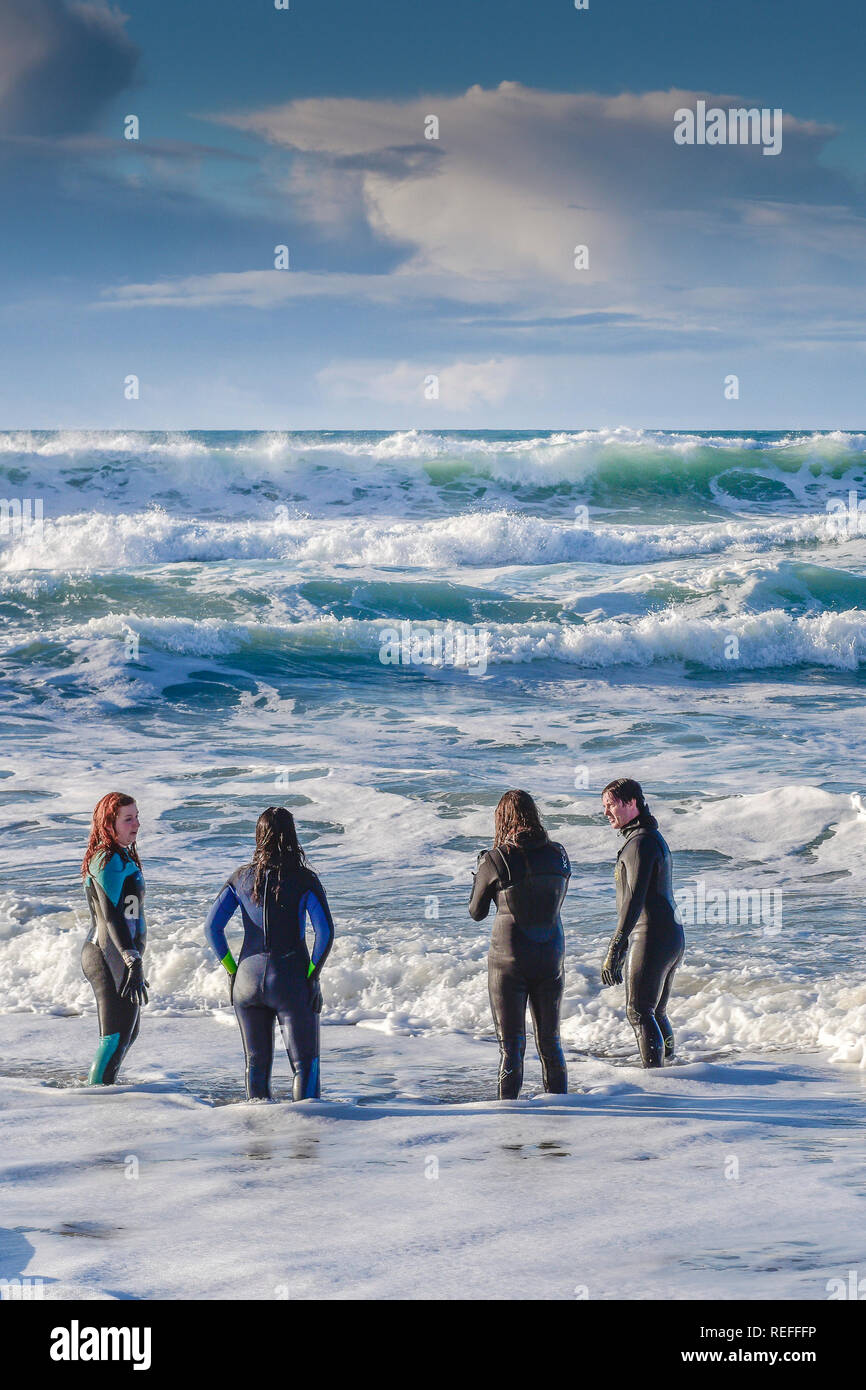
(204, 807), (335, 1101)
(81, 792), (149, 1085)
(600, 777), (685, 1068)
(469, 790), (571, 1099)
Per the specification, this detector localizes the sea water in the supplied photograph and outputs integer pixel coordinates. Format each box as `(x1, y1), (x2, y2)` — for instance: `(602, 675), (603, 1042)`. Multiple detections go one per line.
(1, 428), (865, 1072)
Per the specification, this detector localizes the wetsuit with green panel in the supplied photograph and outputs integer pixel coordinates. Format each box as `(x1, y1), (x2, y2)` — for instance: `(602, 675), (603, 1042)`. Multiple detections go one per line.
(204, 863), (335, 1100)
(81, 848), (147, 1084)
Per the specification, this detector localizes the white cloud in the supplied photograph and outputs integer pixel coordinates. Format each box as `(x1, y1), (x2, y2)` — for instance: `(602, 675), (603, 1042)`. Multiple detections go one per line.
(97, 266), (516, 311)
(317, 357), (520, 411)
(100, 81), (860, 354)
(211, 81), (840, 290)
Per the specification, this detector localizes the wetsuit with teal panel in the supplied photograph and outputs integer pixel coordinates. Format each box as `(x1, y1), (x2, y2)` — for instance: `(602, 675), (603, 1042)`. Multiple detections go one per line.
(81, 849), (147, 1085)
(204, 863), (335, 1100)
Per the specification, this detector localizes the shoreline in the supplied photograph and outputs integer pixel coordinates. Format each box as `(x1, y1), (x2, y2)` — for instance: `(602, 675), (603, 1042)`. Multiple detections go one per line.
(2, 1014), (864, 1300)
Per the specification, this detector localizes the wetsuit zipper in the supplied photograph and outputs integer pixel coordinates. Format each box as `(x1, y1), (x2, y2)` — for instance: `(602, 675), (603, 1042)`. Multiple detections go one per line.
(263, 869), (270, 950)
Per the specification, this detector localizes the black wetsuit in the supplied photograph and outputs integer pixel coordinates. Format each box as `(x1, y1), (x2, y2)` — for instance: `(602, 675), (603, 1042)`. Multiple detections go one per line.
(606, 816), (685, 1067)
(82, 849), (147, 1084)
(469, 835), (571, 1099)
(204, 863), (335, 1100)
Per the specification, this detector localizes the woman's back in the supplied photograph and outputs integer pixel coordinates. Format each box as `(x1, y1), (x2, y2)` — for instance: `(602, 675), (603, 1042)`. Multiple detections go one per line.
(203, 805), (335, 1102)
(221, 862), (331, 962)
(469, 797), (571, 1100)
(470, 836), (571, 947)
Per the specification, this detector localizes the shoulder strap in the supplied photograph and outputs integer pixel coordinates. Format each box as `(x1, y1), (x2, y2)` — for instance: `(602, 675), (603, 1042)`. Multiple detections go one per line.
(490, 846), (510, 886)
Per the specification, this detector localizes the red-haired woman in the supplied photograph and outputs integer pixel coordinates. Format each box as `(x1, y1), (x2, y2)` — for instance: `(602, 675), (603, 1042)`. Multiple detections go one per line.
(81, 792), (149, 1085)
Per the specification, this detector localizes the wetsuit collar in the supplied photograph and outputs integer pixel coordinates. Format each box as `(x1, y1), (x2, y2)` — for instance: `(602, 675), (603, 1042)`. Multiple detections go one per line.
(620, 810), (660, 838)
(619, 815), (643, 836)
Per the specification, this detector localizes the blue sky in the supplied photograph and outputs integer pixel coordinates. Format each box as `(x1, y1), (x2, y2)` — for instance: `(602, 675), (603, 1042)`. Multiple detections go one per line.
(1, 0), (865, 428)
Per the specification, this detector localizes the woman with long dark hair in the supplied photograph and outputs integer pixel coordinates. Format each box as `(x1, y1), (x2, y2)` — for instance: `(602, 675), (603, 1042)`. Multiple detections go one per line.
(203, 807), (335, 1101)
(469, 790), (571, 1099)
(81, 792), (149, 1085)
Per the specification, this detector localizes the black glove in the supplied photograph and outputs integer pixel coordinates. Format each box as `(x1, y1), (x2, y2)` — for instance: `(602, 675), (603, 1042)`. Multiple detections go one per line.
(120, 957), (149, 1005)
(601, 942), (626, 987)
(308, 973), (323, 1014)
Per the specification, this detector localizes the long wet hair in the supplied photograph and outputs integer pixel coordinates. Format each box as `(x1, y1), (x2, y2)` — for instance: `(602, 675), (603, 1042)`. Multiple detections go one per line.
(493, 789), (549, 849)
(248, 806), (307, 902)
(602, 777), (658, 829)
(81, 792), (141, 877)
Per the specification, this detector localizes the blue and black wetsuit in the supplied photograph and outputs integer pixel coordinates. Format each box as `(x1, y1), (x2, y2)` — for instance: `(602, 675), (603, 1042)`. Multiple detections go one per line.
(469, 834), (571, 1099)
(82, 849), (147, 1085)
(204, 863), (335, 1100)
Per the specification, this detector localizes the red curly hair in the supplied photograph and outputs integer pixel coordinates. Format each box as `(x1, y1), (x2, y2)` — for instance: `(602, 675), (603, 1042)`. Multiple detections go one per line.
(81, 792), (141, 878)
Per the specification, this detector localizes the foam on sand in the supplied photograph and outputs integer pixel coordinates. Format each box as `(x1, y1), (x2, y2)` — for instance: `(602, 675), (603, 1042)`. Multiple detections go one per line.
(0, 1015), (863, 1300)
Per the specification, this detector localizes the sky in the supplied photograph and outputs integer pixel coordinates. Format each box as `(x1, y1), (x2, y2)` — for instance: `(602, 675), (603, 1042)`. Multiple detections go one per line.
(1, 0), (865, 429)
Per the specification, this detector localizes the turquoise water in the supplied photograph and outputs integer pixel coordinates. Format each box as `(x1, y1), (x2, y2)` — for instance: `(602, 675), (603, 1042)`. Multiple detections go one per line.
(0, 428), (864, 1063)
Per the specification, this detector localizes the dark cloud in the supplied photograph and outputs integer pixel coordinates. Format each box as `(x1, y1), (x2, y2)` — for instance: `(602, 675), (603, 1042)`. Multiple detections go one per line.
(332, 144), (443, 178)
(0, 0), (139, 136)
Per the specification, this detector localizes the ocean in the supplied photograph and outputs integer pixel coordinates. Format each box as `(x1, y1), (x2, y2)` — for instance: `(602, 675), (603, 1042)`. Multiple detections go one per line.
(1, 427), (865, 1070)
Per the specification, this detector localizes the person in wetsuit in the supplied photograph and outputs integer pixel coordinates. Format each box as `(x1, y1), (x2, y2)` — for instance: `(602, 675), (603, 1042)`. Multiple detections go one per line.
(600, 777), (685, 1068)
(469, 789), (571, 1100)
(204, 806), (335, 1101)
(81, 792), (149, 1085)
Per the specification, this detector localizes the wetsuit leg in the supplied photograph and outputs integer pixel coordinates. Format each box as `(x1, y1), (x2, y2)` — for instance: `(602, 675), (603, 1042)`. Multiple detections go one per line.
(656, 947), (684, 1059)
(527, 970), (567, 1093)
(82, 941), (140, 1085)
(281, 1015), (320, 1100)
(235, 1005), (275, 1099)
(115, 1008), (141, 1076)
(267, 954), (320, 1100)
(488, 958), (528, 1099)
(625, 929), (684, 1068)
(233, 956), (276, 1099)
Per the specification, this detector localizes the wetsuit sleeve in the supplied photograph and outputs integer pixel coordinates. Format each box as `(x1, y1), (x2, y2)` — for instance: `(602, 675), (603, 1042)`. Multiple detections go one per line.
(468, 851), (499, 921)
(608, 835), (660, 958)
(300, 877), (335, 979)
(91, 853), (142, 966)
(204, 881), (241, 974)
